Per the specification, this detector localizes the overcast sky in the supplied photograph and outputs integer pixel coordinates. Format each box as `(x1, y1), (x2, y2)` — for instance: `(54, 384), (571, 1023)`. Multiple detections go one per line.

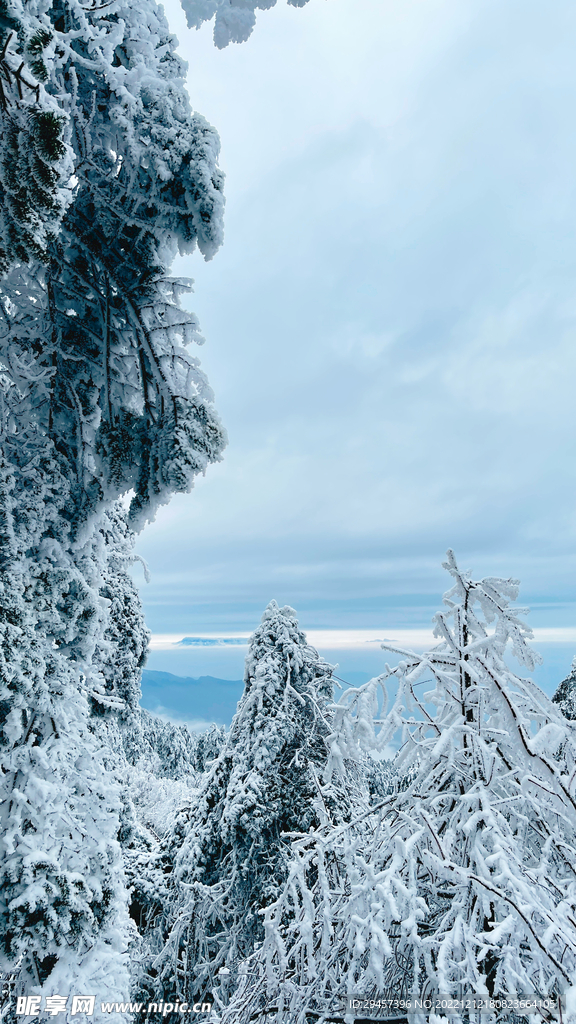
(136, 0), (576, 642)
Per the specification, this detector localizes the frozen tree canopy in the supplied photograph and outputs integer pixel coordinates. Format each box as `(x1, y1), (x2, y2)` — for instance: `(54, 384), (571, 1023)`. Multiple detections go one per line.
(0, 0), (228, 530)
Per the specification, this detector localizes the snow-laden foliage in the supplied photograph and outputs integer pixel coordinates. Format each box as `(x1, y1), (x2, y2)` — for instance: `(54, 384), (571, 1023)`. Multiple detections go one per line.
(222, 554), (576, 1024)
(181, 0), (311, 50)
(118, 707), (213, 781)
(0, 0), (227, 529)
(130, 601), (354, 1015)
(92, 506), (150, 715)
(87, 698), (210, 1002)
(192, 721), (226, 773)
(553, 657), (576, 721)
(0, 7), (73, 272)
(0, 454), (134, 1012)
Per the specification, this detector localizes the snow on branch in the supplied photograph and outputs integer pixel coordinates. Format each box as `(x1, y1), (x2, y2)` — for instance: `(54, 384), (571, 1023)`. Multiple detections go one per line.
(181, 0), (311, 49)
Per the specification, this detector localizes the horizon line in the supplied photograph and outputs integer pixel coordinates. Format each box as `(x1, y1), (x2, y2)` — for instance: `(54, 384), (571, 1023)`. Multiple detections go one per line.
(148, 627), (576, 651)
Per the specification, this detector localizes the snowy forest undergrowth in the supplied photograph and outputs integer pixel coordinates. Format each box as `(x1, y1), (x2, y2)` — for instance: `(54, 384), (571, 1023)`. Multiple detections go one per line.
(1, 0), (576, 1020)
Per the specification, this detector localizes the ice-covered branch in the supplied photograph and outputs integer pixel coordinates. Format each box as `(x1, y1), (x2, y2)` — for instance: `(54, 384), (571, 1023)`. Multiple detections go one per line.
(181, 0), (311, 49)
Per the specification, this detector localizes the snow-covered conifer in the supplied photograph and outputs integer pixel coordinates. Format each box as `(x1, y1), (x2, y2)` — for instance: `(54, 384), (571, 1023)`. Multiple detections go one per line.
(93, 507), (150, 715)
(192, 722), (226, 773)
(138, 601), (349, 1012)
(553, 657), (576, 721)
(0, 448), (133, 1013)
(120, 709), (204, 782)
(228, 554), (576, 1023)
(0, 0), (227, 531)
(0, 0), (229, 1003)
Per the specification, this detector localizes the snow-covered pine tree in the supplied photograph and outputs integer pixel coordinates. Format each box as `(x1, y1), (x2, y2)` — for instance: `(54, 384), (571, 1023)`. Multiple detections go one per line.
(0, 447), (134, 1014)
(226, 553), (576, 1024)
(133, 601), (352, 1015)
(553, 657), (576, 721)
(192, 722), (227, 773)
(0, 0), (227, 530)
(93, 506), (150, 716)
(0, 0), (227, 1003)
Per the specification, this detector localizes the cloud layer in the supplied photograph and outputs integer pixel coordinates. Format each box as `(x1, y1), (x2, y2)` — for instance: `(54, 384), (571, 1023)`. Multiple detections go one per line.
(136, 0), (576, 635)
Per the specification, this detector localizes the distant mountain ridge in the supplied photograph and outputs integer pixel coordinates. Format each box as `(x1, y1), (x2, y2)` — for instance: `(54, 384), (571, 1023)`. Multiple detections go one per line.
(141, 668), (244, 725)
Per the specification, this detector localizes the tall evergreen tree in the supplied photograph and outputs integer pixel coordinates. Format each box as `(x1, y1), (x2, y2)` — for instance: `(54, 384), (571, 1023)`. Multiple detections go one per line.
(0, 0), (227, 529)
(132, 601), (352, 1013)
(0, 0), (227, 1001)
(0, 452), (133, 1012)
